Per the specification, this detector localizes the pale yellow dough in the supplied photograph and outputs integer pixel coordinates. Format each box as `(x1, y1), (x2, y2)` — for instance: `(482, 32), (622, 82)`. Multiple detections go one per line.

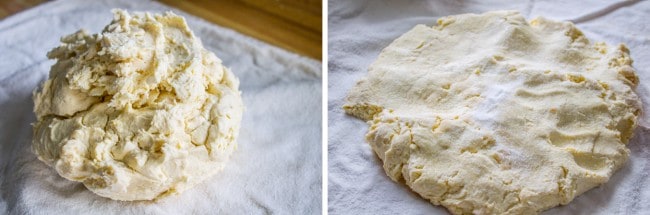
(32, 10), (243, 201)
(344, 11), (640, 214)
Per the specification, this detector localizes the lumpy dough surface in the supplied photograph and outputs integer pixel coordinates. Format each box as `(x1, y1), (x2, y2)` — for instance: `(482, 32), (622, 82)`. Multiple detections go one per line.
(344, 10), (640, 214)
(32, 9), (243, 201)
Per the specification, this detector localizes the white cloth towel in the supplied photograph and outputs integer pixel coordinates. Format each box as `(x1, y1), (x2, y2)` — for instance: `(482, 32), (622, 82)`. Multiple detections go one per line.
(328, 0), (650, 214)
(0, 0), (322, 214)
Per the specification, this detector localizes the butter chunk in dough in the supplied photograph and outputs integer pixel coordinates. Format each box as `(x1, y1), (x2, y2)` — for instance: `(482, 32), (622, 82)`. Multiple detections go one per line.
(344, 10), (640, 214)
(32, 10), (243, 201)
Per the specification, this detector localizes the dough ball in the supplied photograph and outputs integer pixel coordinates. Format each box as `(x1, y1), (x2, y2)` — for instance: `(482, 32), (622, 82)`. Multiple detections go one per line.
(32, 9), (243, 201)
(344, 10), (640, 214)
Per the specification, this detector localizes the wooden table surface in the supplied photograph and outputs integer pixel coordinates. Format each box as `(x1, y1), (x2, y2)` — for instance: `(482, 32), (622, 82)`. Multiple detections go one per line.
(0, 0), (322, 61)
(0, 0), (46, 18)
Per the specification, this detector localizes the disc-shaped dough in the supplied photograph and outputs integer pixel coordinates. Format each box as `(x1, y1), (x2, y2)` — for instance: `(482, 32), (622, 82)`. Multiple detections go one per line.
(344, 11), (640, 214)
(32, 10), (243, 201)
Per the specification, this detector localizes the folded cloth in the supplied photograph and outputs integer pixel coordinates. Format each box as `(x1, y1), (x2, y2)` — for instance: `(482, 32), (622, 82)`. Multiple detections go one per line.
(0, 0), (322, 214)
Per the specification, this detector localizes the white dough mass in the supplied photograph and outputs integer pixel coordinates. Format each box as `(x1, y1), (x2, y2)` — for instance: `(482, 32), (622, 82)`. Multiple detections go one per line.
(344, 11), (640, 214)
(32, 10), (243, 201)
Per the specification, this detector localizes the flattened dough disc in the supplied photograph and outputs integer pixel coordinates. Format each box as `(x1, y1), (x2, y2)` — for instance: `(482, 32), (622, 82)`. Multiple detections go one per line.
(344, 10), (641, 215)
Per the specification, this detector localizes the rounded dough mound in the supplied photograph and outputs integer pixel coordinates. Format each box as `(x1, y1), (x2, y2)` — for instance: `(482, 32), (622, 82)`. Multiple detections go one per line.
(32, 10), (243, 201)
(344, 11), (640, 214)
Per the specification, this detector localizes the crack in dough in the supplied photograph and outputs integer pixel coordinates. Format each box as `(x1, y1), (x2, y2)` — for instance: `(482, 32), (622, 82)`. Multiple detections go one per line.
(32, 10), (243, 201)
(344, 10), (640, 214)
